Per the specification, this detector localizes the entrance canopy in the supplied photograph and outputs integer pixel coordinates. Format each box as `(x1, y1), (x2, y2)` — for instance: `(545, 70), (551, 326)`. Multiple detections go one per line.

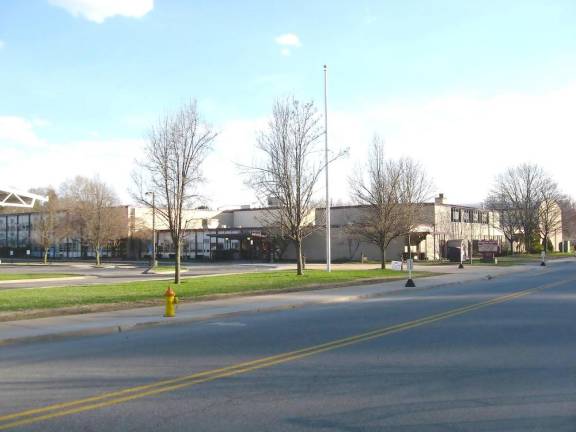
(0, 187), (47, 208)
(206, 229), (266, 241)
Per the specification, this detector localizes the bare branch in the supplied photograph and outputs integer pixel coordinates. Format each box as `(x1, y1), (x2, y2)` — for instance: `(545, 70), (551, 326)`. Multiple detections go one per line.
(487, 163), (562, 253)
(131, 100), (216, 283)
(243, 97), (324, 275)
(348, 135), (434, 268)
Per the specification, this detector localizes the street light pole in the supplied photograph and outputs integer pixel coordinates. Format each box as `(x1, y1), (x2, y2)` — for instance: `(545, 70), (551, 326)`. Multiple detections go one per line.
(146, 192), (157, 268)
(324, 64), (331, 272)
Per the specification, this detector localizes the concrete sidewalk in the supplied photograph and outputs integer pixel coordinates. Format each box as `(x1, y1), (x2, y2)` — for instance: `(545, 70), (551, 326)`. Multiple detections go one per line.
(0, 264), (542, 346)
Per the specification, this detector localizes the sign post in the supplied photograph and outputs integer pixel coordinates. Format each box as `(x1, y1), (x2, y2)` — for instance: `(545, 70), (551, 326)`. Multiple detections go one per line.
(405, 258), (415, 287)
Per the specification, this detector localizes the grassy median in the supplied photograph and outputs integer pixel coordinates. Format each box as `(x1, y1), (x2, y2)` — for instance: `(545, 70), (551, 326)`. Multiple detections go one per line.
(418, 252), (574, 267)
(0, 273), (76, 281)
(0, 269), (432, 314)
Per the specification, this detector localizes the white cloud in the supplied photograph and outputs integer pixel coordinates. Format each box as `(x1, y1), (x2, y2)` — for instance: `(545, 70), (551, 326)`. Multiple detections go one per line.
(3, 84), (575, 208)
(32, 118), (52, 127)
(275, 33), (301, 47)
(169, 84), (576, 208)
(48, 0), (154, 23)
(326, 83), (576, 205)
(0, 116), (45, 148)
(275, 33), (301, 56)
(202, 118), (267, 207)
(0, 137), (145, 202)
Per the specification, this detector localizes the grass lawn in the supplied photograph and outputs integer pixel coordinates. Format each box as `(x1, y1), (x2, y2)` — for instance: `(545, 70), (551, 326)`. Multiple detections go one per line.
(523, 252), (574, 259)
(418, 252), (574, 267)
(418, 260), (520, 267)
(0, 269), (432, 313)
(483, 253), (573, 265)
(0, 273), (76, 281)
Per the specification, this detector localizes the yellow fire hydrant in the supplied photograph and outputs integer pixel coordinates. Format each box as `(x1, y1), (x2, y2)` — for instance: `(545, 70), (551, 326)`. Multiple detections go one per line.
(164, 286), (178, 317)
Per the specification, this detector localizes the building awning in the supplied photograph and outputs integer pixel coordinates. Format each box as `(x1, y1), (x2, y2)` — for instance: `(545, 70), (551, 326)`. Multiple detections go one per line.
(0, 187), (48, 208)
(205, 229), (267, 240)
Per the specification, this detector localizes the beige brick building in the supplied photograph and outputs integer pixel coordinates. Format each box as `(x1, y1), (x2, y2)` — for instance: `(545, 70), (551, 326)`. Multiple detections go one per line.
(0, 194), (565, 261)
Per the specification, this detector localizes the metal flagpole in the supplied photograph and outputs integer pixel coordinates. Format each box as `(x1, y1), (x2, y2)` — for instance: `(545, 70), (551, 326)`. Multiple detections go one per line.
(324, 64), (331, 272)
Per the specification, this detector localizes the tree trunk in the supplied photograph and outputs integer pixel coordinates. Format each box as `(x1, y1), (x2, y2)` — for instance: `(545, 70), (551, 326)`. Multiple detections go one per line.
(526, 230), (534, 253)
(296, 239), (303, 276)
(174, 239), (181, 284)
(509, 238), (514, 255)
(95, 246), (101, 266)
(380, 246), (386, 270)
(543, 235), (548, 253)
(43, 248), (49, 265)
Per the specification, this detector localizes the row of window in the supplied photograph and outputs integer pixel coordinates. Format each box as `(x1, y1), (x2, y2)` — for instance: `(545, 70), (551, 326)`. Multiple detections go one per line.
(0, 215), (32, 232)
(451, 208), (489, 224)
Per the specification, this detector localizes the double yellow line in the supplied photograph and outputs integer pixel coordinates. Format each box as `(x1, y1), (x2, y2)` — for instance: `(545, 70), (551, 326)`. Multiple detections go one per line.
(0, 280), (568, 430)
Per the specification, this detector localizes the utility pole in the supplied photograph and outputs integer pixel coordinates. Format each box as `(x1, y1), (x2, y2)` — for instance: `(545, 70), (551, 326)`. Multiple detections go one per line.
(324, 64), (331, 272)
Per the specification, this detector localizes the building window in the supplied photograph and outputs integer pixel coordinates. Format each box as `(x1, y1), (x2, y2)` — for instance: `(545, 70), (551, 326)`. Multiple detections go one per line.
(451, 207), (461, 222)
(462, 209), (470, 223)
(472, 210), (479, 223)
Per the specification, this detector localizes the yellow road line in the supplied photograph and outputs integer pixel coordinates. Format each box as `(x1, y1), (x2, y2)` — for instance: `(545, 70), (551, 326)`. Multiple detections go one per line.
(0, 279), (570, 430)
(0, 288), (528, 422)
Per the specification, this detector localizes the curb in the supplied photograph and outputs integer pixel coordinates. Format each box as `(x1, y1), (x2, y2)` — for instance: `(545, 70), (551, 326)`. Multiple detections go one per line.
(0, 260), (552, 347)
(0, 264), (546, 347)
(0, 276), (86, 285)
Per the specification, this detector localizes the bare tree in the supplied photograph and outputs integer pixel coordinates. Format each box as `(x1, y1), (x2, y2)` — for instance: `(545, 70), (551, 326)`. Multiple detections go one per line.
(349, 136), (433, 268)
(485, 193), (521, 254)
(538, 177), (562, 252)
(399, 157), (434, 236)
(245, 97), (324, 275)
(349, 137), (405, 269)
(490, 164), (561, 253)
(490, 164), (546, 253)
(133, 100), (216, 283)
(61, 176), (122, 266)
(30, 188), (62, 264)
(559, 197), (576, 246)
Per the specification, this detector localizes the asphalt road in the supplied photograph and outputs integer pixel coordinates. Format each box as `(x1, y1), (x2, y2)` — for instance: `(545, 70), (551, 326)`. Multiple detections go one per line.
(1, 261), (575, 431)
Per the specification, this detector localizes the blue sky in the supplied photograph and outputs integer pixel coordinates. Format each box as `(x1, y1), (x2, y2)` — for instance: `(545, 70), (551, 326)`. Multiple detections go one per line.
(1, 0), (575, 206)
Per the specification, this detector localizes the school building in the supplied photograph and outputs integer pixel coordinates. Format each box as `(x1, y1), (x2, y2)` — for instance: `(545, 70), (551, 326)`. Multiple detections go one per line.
(0, 194), (566, 262)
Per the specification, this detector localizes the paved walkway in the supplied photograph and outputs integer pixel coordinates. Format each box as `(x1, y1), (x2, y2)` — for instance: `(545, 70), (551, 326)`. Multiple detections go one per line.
(0, 263), (546, 346)
(0, 262), (290, 290)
